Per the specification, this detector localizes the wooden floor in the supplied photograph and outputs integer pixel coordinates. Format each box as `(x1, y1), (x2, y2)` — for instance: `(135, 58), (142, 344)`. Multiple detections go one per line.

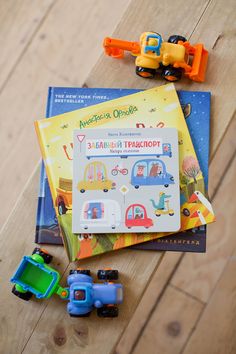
(0, 1), (236, 353)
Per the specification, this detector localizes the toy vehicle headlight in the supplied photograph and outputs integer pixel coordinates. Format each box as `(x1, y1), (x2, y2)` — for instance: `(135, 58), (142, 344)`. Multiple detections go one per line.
(74, 289), (86, 301)
(117, 287), (123, 302)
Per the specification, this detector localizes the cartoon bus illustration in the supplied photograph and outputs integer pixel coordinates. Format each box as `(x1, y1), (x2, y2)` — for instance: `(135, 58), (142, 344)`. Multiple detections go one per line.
(78, 161), (116, 193)
(80, 200), (121, 230)
(131, 159), (174, 188)
(125, 204), (153, 229)
(157, 143), (172, 157)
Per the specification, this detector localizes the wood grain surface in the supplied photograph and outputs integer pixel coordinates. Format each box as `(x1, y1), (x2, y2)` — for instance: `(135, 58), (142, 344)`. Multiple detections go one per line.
(0, 0), (236, 353)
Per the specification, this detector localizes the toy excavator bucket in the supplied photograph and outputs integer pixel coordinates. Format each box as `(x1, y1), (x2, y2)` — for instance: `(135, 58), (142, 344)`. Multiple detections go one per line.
(186, 44), (208, 82)
(103, 37), (140, 59)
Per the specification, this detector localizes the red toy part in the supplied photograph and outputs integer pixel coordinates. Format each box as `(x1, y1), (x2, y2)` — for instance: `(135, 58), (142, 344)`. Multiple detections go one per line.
(125, 204), (153, 229)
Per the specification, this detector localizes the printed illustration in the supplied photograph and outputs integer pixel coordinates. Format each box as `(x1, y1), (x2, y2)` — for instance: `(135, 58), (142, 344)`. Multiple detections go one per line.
(111, 164), (128, 176)
(131, 159), (174, 189)
(181, 190), (215, 229)
(78, 161), (116, 193)
(156, 143), (172, 157)
(80, 200), (121, 230)
(150, 192), (174, 216)
(73, 127), (180, 234)
(56, 178), (72, 215)
(125, 204), (153, 229)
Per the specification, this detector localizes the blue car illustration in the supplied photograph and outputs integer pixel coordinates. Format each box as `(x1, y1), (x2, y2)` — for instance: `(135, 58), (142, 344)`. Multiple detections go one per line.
(131, 159), (174, 188)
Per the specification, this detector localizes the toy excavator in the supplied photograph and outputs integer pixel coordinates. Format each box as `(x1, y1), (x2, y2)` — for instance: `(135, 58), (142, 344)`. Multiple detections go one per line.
(103, 32), (208, 82)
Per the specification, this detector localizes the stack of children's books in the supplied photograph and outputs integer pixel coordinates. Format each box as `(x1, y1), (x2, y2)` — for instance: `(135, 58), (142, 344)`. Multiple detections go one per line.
(35, 84), (215, 261)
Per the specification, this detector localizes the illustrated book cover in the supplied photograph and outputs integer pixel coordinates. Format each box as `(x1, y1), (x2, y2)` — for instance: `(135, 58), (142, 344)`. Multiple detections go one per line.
(34, 84), (215, 260)
(35, 87), (137, 244)
(133, 90), (211, 252)
(36, 87), (211, 253)
(72, 128), (180, 234)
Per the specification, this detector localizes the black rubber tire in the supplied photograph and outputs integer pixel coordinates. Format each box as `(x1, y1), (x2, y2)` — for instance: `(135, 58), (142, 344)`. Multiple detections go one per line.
(32, 247), (53, 264)
(97, 306), (119, 318)
(168, 35), (187, 44)
(69, 312), (91, 318)
(161, 66), (182, 82)
(136, 66), (156, 79)
(12, 285), (33, 301)
(58, 201), (67, 215)
(183, 208), (190, 217)
(97, 269), (119, 281)
(69, 269), (91, 276)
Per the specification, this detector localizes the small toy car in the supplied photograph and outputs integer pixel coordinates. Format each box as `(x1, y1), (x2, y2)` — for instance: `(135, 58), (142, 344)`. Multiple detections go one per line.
(67, 269), (123, 317)
(10, 248), (67, 300)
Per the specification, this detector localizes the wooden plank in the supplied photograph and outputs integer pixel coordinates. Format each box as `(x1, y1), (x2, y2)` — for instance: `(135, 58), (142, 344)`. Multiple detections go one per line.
(132, 285), (204, 354)
(126, 155), (236, 354)
(116, 252), (183, 354)
(171, 155), (236, 303)
(209, 112), (236, 198)
(0, 165), (68, 353)
(183, 245), (236, 354)
(0, 0), (130, 228)
(0, 0), (55, 89)
(85, 0), (236, 157)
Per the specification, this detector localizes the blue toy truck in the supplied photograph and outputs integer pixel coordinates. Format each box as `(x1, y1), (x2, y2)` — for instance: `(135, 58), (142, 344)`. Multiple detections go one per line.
(66, 269), (123, 317)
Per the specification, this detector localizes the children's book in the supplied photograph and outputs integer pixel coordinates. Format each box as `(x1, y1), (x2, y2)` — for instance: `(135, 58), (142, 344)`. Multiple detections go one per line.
(133, 90), (211, 252)
(72, 128), (180, 234)
(35, 87), (137, 244)
(35, 84), (215, 260)
(36, 88), (210, 252)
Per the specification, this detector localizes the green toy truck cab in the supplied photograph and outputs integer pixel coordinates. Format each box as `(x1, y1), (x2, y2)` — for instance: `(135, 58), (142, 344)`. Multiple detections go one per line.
(11, 248), (68, 301)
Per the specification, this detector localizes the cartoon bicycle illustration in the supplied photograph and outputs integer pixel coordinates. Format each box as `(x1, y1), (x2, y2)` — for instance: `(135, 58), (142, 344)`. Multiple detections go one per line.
(111, 164), (128, 176)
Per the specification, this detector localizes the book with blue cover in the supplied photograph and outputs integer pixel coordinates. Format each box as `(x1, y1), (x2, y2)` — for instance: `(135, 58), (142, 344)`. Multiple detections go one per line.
(35, 87), (210, 253)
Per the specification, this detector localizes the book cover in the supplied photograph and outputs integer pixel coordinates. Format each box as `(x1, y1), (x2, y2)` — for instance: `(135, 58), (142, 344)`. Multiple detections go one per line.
(35, 84), (215, 260)
(133, 90), (211, 252)
(72, 128), (180, 234)
(35, 87), (138, 244)
(36, 88), (210, 252)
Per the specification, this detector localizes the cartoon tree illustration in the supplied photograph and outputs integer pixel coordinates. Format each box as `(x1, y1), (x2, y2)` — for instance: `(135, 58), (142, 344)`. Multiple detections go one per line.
(182, 156), (201, 184)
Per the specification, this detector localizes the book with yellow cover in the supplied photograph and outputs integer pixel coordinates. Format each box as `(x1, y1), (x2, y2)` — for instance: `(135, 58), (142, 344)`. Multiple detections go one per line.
(35, 84), (215, 261)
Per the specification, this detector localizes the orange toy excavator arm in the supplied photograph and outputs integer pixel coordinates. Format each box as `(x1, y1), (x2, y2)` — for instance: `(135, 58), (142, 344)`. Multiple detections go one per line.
(103, 37), (140, 59)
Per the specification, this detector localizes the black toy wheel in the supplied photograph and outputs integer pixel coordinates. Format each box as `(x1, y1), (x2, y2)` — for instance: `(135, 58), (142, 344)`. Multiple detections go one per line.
(12, 285), (33, 301)
(168, 35), (187, 44)
(69, 312), (91, 318)
(80, 189), (85, 193)
(136, 66), (156, 79)
(97, 306), (119, 318)
(32, 247), (53, 264)
(97, 269), (119, 281)
(103, 189), (108, 192)
(161, 66), (182, 82)
(183, 208), (190, 217)
(164, 184), (169, 188)
(69, 269), (91, 276)
(58, 201), (67, 215)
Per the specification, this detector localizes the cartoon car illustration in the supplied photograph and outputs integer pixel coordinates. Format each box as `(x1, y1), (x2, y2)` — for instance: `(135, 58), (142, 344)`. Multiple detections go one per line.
(131, 159), (174, 188)
(125, 203), (153, 229)
(80, 199), (121, 230)
(67, 269), (123, 317)
(78, 161), (116, 193)
(10, 248), (67, 301)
